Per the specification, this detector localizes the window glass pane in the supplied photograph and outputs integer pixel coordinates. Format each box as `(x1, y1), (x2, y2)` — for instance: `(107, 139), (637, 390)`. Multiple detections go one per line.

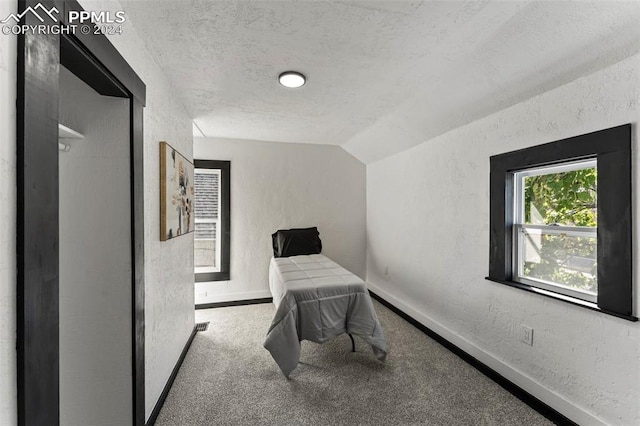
(195, 221), (216, 240)
(519, 228), (597, 295)
(194, 169), (221, 272)
(524, 167), (597, 226)
(194, 238), (217, 268)
(194, 172), (219, 219)
(195, 222), (217, 269)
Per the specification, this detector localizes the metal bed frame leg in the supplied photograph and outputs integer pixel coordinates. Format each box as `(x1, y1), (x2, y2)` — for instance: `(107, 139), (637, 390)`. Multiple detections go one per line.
(348, 333), (355, 352)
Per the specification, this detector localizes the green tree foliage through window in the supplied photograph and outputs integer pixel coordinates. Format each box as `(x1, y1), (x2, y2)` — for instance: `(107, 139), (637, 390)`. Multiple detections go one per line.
(524, 167), (597, 226)
(521, 166), (597, 294)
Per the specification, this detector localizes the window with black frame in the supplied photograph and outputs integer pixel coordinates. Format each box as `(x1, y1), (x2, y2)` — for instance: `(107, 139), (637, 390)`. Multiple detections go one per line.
(194, 159), (230, 282)
(487, 125), (635, 321)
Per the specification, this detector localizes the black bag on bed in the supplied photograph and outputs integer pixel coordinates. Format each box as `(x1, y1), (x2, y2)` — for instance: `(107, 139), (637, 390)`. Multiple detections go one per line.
(271, 227), (322, 258)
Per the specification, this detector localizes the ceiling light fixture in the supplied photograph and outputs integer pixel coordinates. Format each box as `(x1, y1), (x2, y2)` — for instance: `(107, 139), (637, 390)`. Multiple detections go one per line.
(279, 71), (306, 88)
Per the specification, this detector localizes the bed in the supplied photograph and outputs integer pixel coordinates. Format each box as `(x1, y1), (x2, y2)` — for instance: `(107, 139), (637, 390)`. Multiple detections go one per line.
(263, 229), (387, 378)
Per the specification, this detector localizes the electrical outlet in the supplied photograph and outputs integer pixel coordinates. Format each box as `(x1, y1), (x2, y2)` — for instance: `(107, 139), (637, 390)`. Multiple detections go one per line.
(384, 266), (389, 276)
(520, 325), (533, 345)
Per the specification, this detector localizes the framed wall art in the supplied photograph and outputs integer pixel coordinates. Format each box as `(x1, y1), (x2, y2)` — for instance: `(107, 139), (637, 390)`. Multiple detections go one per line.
(160, 141), (195, 241)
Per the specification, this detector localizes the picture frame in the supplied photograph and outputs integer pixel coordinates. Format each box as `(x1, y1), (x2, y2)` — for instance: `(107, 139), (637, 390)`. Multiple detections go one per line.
(160, 141), (195, 241)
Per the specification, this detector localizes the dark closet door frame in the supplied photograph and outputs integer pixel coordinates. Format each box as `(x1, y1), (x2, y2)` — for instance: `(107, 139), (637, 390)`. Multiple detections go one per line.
(16, 1), (146, 425)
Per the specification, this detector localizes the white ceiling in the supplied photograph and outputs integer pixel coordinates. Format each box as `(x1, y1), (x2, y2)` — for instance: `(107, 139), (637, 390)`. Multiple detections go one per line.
(119, 0), (640, 163)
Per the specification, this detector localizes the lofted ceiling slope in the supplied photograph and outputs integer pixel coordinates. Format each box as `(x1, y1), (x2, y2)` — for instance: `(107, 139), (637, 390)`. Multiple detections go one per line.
(119, 0), (640, 164)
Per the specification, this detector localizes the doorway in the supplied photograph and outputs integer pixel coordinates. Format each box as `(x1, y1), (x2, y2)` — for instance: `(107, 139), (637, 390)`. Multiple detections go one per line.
(58, 65), (131, 424)
(16, 2), (146, 424)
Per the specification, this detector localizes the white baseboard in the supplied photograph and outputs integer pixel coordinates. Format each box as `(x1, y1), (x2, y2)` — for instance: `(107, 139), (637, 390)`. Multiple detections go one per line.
(367, 281), (605, 426)
(195, 289), (272, 305)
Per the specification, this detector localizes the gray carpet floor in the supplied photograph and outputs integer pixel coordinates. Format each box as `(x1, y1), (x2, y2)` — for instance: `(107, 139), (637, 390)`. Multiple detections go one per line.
(155, 300), (553, 425)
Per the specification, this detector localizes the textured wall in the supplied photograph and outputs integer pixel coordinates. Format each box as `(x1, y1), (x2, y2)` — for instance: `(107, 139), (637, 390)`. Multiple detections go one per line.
(0, 0), (17, 424)
(77, 0), (195, 420)
(58, 67), (131, 425)
(366, 54), (640, 426)
(193, 138), (366, 305)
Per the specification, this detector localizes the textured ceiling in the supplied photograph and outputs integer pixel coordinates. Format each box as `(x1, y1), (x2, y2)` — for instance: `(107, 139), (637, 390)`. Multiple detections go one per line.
(119, 1), (640, 163)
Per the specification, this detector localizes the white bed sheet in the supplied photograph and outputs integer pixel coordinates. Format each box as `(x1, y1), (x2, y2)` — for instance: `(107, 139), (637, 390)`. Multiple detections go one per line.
(264, 254), (387, 377)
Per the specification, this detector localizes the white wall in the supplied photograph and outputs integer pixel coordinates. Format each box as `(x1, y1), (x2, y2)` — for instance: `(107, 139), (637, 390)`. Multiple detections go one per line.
(58, 67), (131, 425)
(366, 54), (640, 426)
(0, 0), (17, 424)
(78, 0), (195, 420)
(194, 138), (366, 305)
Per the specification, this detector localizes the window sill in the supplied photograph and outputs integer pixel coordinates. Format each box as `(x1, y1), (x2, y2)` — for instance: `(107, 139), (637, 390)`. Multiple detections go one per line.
(195, 271), (230, 282)
(485, 277), (638, 322)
